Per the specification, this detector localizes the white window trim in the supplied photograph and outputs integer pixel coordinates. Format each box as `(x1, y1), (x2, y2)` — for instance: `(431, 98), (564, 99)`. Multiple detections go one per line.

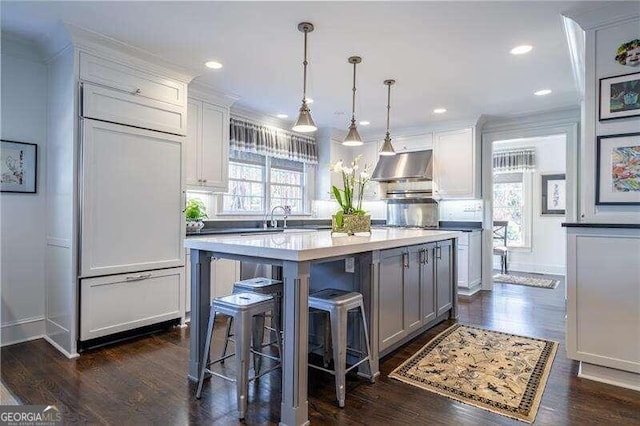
(217, 156), (314, 216)
(494, 172), (533, 250)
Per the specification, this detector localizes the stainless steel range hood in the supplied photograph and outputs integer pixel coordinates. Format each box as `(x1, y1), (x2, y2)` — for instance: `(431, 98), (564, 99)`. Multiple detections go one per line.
(371, 150), (433, 182)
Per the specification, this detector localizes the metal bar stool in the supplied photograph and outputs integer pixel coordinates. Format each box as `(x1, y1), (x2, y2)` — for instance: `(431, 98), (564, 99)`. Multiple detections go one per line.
(221, 278), (283, 374)
(195, 292), (282, 420)
(308, 288), (375, 408)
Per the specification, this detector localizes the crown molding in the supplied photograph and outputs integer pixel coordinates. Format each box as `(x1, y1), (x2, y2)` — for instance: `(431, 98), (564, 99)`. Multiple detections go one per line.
(563, 2), (639, 30)
(40, 23), (196, 83)
(189, 81), (239, 108)
(482, 106), (580, 134)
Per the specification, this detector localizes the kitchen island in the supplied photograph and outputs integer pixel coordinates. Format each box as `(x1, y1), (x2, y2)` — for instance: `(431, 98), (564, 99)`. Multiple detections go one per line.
(185, 228), (461, 426)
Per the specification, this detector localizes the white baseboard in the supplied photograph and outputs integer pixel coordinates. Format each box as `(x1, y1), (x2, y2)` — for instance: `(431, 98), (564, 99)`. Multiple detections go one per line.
(1, 317), (45, 347)
(43, 335), (79, 359)
(578, 362), (640, 391)
(493, 260), (566, 276)
(458, 283), (482, 296)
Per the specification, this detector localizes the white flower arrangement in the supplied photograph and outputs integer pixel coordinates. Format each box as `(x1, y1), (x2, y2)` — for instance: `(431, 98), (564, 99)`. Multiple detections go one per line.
(329, 155), (372, 226)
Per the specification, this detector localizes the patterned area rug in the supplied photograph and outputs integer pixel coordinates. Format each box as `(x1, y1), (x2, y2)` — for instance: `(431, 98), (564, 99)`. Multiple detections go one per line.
(494, 273), (559, 289)
(389, 324), (558, 423)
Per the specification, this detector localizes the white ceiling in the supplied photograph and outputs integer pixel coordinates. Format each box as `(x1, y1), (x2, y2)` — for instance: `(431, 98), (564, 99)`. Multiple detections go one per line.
(0, 1), (611, 135)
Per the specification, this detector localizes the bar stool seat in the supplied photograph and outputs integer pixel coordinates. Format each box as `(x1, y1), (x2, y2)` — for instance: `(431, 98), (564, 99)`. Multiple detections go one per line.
(195, 292), (282, 420)
(308, 288), (375, 408)
(221, 278), (283, 374)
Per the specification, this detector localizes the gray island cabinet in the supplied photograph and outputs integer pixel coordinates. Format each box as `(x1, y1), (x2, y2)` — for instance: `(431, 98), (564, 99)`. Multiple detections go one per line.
(378, 240), (454, 354)
(185, 228), (460, 426)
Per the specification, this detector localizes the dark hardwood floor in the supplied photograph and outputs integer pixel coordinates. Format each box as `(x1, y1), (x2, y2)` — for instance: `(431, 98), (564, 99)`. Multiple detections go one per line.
(3, 274), (639, 425)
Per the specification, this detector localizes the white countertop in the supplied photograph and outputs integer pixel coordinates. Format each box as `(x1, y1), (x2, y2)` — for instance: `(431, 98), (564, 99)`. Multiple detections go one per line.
(184, 228), (462, 262)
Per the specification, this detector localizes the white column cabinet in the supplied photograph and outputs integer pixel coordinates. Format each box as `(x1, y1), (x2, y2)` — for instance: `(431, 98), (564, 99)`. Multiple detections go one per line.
(457, 231), (482, 296)
(184, 97), (230, 193)
(433, 127), (481, 199)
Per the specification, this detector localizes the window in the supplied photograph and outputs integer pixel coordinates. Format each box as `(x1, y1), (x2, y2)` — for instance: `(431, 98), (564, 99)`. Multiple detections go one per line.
(493, 172), (531, 247)
(222, 150), (310, 214)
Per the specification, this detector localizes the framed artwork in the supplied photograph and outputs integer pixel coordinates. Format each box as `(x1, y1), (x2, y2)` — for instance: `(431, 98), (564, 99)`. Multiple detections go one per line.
(596, 132), (640, 205)
(599, 72), (640, 121)
(1, 140), (37, 194)
(541, 173), (566, 215)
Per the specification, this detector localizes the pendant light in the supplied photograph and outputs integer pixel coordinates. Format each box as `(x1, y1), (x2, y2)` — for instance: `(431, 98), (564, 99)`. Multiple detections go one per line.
(343, 56), (363, 146)
(292, 22), (317, 133)
(379, 79), (397, 156)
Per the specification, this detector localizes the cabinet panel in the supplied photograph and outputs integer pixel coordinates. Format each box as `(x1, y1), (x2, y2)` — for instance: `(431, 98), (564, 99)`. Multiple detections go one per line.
(184, 100), (201, 187)
(80, 120), (184, 277)
(80, 267), (183, 340)
(436, 240), (453, 316)
(469, 232), (482, 287)
(82, 83), (186, 135)
(395, 133), (433, 153)
(433, 128), (477, 199)
(378, 249), (406, 351)
(200, 103), (229, 191)
(421, 244), (436, 324)
(80, 52), (186, 107)
(457, 245), (470, 288)
(404, 249), (422, 334)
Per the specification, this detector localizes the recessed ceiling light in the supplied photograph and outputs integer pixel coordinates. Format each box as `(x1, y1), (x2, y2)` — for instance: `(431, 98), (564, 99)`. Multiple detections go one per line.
(205, 61), (223, 69)
(534, 89), (552, 96)
(276, 113), (289, 119)
(305, 97), (314, 104)
(433, 108), (447, 114)
(359, 121), (370, 126)
(510, 45), (533, 55)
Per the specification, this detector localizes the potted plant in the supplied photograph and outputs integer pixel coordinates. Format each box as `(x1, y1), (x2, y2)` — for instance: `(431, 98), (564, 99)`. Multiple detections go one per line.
(185, 199), (208, 232)
(330, 155), (372, 235)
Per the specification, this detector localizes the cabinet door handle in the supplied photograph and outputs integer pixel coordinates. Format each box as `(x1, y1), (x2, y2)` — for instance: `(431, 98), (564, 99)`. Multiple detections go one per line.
(419, 249), (425, 264)
(202, 179), (207, 183)
(424, 248), (429, 264)
(436, 246), (442, 260)
(132, 88), (141, 95)
(125, 273), (152, 282)
(403, 253), (409, 268)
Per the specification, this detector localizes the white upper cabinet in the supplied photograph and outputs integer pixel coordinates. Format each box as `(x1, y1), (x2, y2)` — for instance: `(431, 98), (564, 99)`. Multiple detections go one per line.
(433, 127), (481, 199)
(394, 133), (433, 153)
(80, 53), (187, 135)
(184, 97), (230, 193)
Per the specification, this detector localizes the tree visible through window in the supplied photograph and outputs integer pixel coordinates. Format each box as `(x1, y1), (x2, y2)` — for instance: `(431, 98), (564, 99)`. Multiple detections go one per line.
(493, 173), (527, 246)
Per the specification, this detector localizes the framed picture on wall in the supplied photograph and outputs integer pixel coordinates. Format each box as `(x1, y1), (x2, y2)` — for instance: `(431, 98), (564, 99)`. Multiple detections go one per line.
(541, 173), (566, 215)
(599, 72), (640, 121)
(0, 140), (37, 194)
(596, 132), (640, 205)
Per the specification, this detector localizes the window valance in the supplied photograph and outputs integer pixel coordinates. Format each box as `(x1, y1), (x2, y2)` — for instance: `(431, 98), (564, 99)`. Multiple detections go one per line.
(493, 149), (536, 173)
(229, 117), (318, 164)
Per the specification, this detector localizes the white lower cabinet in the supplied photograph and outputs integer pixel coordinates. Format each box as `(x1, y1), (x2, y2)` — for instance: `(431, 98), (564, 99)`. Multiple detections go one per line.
(457, 231), (482, 295)
(80, 267), (184, 341)
(184, 249), (240, 313)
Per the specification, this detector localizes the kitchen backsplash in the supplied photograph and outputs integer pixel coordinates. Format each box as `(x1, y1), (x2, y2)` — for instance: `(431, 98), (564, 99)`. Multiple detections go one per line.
(438, 199), (484, 221)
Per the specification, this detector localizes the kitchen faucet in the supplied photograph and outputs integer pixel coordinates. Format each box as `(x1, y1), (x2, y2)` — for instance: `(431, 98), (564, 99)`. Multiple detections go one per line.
(263, 205), (292, 229)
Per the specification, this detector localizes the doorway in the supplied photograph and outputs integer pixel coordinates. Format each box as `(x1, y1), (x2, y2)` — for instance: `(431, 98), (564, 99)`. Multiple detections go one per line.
(480, 119), (579, 292)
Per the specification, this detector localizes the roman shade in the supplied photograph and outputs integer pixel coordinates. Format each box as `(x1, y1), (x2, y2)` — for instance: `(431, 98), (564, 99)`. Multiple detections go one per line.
(230, 117), (318, 164)
(493, 149), (536, 173)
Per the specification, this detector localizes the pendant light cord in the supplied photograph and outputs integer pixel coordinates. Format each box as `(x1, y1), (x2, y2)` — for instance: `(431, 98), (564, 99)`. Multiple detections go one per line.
(302, 30), (308, 103)
(351, 61), (357, 123)
(386, 82), (391, 134)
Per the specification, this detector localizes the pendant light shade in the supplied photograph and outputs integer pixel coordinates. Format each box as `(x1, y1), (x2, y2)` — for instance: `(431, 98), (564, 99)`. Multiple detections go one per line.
(343, 56), (363, 146)
(292, 22), (317, 133)
(379, 79), (396, 156)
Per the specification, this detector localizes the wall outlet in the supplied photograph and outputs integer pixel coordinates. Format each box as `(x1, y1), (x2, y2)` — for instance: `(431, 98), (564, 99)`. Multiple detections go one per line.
(345, 257), (355, 273)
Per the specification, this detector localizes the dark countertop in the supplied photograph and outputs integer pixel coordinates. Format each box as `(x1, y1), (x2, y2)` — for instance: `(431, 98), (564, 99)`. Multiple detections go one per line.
(438, 221), (483, 233)
(562, 222), (640, 229)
